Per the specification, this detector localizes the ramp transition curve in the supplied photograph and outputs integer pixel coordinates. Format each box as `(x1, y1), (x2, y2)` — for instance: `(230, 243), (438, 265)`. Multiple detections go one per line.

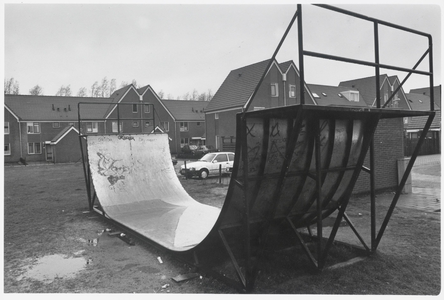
(86, 105), (434, 291)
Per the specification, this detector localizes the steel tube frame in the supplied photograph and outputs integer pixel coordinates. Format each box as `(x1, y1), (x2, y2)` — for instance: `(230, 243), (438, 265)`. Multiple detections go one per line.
(296, 4), (435, 254)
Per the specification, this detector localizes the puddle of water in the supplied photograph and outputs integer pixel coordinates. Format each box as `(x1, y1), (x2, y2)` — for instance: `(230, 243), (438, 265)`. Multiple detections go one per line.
(17, 254), (87, 283)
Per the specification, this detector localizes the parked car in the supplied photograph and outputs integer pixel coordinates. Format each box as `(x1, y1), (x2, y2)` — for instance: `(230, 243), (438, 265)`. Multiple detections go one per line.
(192, 145), (211, 156)
(180, 152), (235, 179)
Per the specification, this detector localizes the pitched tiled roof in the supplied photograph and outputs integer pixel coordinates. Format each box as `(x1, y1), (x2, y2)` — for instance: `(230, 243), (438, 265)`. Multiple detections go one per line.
(409, 85), (441, 109)
(50, 126), (79, 144)
(205, 59), (316, 112)
(405, 110), (441, 130)
(406, 93), (434, 111)
(161, 100), (207, 121)
(278, 60), (293, 73)
(204, 59), (272, 112)
(4, 94), (111, 122)
(307, 84), (368, 107)
(104, 84), (137, 118)
(339, 74), (388, 107)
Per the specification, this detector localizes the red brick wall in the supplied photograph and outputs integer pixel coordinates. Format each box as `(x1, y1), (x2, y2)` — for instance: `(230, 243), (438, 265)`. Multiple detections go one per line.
(353, 117), (405, 194)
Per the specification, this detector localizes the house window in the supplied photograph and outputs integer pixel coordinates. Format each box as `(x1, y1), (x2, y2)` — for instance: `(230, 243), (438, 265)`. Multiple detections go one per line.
(271, 83), (279, 97)
(350, 91), (359, 102)
(180, 137), (189, 147)
(215, 113), (219, 120)
(132, 104), (138, 113)
(28, 142), (42, 154)
(342, 91), (359, 102)
(4, 144), (11, 155)
(27, 122), (40, 134)
(180, 122), (189, 132)
(161, 121), (169, 132)
(132, 121), (139, 128)
(403, 117), (409, 125)
(86, 122), (98, 133)
(144, 104), (150, 113)
(112, 121), (123, 133)
(52, 122), (60, 128)
(289, 85), (296, 98)
(145, 121), (150, 128)
(4, 122), (9, 134)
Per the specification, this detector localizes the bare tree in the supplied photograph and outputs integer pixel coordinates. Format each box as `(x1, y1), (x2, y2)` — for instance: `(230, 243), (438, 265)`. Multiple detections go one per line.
(158, 90), (164, 99)
(77, 87), (87, 97)
(131, 79), (138, 88)
(4, 77), (19, 94)
(198, 92), (206, 101)
(182, 92), (190, 100)
(55, 85), (72, 96)
(109, 78), (116, 96)
(206, 89), (213, 101)
(191, 89), (199, 101)
(29, 85), (43, 95)
(64, 85), (72, 96)
(91, 81), (99, 97)
(100, 77), (109, 97)
(120, 81), (128, 88)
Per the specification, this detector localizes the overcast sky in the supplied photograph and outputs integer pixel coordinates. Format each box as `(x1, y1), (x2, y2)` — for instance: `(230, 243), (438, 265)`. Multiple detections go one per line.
(3, 1), (442, 99)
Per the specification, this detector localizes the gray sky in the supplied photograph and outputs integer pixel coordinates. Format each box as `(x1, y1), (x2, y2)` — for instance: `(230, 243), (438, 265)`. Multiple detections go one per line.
(4, 1), (442, 99)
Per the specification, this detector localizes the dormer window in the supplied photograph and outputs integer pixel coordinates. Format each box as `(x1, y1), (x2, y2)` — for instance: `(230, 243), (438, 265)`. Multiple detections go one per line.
(341, 91), (359, 102)
(271, 83), (279, 97)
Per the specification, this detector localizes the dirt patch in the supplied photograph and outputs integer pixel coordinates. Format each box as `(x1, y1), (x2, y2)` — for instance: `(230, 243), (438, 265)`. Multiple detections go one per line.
(3, 163), (441, 294)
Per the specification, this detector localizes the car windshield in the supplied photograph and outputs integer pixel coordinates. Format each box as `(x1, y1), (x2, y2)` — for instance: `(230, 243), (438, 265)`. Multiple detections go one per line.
(199, 153), (217, 162)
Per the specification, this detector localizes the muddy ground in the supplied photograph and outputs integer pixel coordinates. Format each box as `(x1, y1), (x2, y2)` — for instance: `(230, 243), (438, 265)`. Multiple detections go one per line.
(3, 160), (441, 294)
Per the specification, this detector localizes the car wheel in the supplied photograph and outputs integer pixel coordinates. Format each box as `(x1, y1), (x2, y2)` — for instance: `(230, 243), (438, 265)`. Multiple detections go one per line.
(199, 169), (209, 179)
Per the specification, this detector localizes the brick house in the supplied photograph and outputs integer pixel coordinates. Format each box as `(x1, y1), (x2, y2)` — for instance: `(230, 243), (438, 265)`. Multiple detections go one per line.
(105, 84), (208, 154)
(204, 59), (421, 194)
(339, 74), (412, 109)
(4, 94), (110, 164)
(4, 85), (208, 163)
(404, 89), (441, 156)
(204, 59), (315, 151)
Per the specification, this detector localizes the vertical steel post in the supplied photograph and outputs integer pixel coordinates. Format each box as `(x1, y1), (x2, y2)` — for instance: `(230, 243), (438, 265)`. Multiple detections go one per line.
(240, 116), (253, 291)
(314, 118), (323, 266)
(374, 22), (381, 108)
(297, 4), (305, 105)
(428, 35), (435, 111)
(78, 103), (92, 210)
(369, 139), (376, 251)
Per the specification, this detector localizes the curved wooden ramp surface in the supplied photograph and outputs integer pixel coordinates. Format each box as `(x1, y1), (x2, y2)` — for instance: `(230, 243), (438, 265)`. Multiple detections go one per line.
(87, 134), (221, 251)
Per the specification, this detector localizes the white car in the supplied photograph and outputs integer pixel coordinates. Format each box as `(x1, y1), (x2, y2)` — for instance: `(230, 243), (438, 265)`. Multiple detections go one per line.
(180, 152), (235, 179)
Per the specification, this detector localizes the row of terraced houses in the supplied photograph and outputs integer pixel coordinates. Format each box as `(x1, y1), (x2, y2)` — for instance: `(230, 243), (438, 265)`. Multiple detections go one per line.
(4, 58), (441, 193)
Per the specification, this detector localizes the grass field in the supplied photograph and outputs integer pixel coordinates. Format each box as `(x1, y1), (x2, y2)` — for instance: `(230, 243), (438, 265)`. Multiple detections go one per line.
(3, 162), (441, 294)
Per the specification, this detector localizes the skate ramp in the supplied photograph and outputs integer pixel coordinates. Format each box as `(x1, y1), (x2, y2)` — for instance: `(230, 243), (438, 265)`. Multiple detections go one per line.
(87, 134), (220, 251)
(86, 105), (393, 252)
